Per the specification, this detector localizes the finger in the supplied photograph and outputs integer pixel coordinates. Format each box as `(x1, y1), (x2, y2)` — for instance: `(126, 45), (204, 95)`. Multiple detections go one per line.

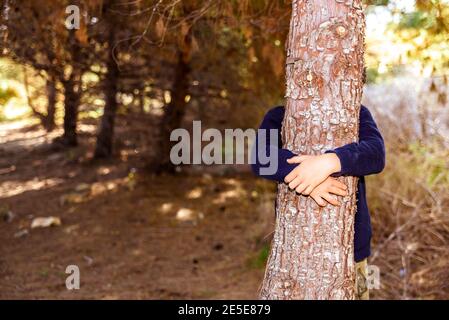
(288, 177), (302, 190)
(322, 193), (340, 206)
(286, 156), (301, 164)
(285, 170), (297, 183)
(311, 195), (326, 207)
(328, 186), (348, 197)
(287, 155), (309, 164)
(295, 183), (308, 195)
(332, 180), (348, 190)
(303, 185), (314, 196)
(285, 169), (301, 183)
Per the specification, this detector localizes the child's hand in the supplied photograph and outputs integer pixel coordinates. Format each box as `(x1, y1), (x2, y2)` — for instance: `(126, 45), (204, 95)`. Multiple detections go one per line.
(285, 153), (341, 195)
(309, 177), (348, 207)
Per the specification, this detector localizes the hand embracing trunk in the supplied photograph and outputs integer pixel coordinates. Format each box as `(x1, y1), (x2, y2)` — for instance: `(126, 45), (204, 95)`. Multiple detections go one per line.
(260, 0), (366, 300)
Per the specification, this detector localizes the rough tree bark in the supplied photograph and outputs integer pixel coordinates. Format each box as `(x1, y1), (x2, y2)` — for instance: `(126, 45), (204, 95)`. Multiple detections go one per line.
(154, 23), (193, 173)
(259, 0), (366, 300)
(44, 76), (57, 132)
(58, 29), (83, 147)
(22, 69), (56, 132)
(94, 25), (119, 158)
(61, 76), (81, 146)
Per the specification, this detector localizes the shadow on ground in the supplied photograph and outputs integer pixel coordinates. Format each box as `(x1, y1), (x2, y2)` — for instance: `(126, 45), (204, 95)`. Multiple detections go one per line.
(0, 118), (274, 299)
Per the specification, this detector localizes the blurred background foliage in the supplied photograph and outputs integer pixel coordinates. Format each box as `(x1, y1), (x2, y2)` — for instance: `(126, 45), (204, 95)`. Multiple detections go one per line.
(0, 0), (448, 300)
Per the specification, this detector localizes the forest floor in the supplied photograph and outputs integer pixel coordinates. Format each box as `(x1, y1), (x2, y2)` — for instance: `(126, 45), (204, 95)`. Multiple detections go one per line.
(0, 117), (274, 299)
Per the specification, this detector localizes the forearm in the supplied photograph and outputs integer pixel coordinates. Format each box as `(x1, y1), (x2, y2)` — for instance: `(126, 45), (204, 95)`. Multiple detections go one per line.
(327, 141), (385, 177)
(252, 148), (297, 183)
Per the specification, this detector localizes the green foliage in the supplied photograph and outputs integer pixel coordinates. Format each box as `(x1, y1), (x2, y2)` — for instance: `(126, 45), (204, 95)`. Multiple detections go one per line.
(364, 0), (390, 6)
(0, 59), (21, 109)
(392, 1), (449, 74)
(248, 243), (270, 269)
(0, 59), (23, 81)
(398, 11), (434, 29)
(0, 85), (18, 106)
(366, 67), (383, 84)
(408, 142), (449, 188)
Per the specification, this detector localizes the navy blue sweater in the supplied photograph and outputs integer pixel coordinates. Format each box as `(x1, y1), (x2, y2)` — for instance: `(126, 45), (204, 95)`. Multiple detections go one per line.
(252, 105), (385, 262)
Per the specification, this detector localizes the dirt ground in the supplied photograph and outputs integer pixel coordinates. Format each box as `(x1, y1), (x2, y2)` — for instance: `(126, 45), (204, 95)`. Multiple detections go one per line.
(0, 118), (274, 299)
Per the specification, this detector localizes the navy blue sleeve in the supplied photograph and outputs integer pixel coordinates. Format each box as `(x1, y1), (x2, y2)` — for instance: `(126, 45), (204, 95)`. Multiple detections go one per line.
(251, 106), (297, 182)
(326, 106), (386, 177)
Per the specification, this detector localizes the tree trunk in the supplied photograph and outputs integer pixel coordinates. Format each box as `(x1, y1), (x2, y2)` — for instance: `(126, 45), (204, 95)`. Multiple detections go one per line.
(260, 0), (365, 300)
(44, 76), (57, 132)
(60, 77), (80, 146)
(23, 68), (55, 132)
(94, 29), (119, 158)
(138, 89), (145, 114)
(154, 32), (192, 173)
(57, 28), (83, 147)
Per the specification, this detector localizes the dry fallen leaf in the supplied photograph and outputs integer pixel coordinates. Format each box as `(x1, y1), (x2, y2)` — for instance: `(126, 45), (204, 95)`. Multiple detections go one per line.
(176, 208), (195, 221)
(31, 217), (62, 229)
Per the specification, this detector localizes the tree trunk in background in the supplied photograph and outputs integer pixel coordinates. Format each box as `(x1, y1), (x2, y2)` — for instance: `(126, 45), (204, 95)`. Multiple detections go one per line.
(61, 77), (81, 146)
(260, 0), (365, 300)
(94, 28), (119, 158)
(44, 76), (56, 132)
(154, 29), (192, 173)
(138, 89), (145, 114)
(57, 29), (83, 147)
(23, 69), (56, 132)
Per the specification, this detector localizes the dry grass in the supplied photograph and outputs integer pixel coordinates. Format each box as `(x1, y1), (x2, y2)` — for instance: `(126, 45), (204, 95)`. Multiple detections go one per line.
(365, 77), (449, 299)
(368, 141), (449, 299)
